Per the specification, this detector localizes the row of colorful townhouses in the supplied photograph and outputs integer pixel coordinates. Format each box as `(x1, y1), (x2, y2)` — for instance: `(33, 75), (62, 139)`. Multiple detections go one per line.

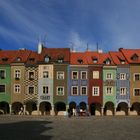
(0, 44), (140, 116)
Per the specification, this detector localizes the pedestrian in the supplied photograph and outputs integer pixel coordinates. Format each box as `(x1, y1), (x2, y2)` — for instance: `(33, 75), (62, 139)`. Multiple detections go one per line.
(72, 108), (76, 116)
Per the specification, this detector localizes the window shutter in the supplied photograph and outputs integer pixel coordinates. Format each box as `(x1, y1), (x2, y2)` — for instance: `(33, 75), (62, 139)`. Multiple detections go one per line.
(116, 73), (120, 79)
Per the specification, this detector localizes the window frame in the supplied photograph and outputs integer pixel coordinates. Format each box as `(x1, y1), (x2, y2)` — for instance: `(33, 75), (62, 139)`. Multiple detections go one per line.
(0, 84), (6, 93)
(92, 86), (99, 96)
(120, 87), (127, 95)
(57, 71), (65, 80)
(106, 73), (112, 80)
(133, 88), (140, 96)
(81, 71), (87, 80)
(134, 73), (140, 81)
(14, 84), (21, 93)
(120, 73), (126, 80)
(28, 71), (35, 80)
(72, 71), (78, 80)
(80, 86), (87, 95)
(57, 86), (64, 96)
(28, 86), (35, 95)
(71, 86), (78, 95)
(14, 69), (21, 79)
(106, 86), (113, 95)
(43, 86), (49, 95)
(0, 69), (6, 79)
(43, 71), (49, 78)
(93, 71), (99, 79)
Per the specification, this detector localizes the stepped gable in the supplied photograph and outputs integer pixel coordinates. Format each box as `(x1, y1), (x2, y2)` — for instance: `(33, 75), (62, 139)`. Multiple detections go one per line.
(70, 52), (88, 65)
(109, 51), (128, 65)
(119, 48), (140, 63)
(0, 50), (18, 64)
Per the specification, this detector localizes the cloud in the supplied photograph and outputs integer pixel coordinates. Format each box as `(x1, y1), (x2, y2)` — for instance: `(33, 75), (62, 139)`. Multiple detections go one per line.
(68, 31), (97, 52)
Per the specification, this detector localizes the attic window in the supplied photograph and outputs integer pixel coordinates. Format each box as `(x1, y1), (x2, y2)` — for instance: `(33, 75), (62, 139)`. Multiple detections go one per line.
(104, 58), (111, 65)
(121, 60), (125, 64)
(16, 57), (21, 61)
(58, 56), (64, 63)
(29, 58), (35, 61)
(44, 56), (50, 63)
(131, 53), (138, 61)
(77, 59), (83, 64)
(92, 57), (98, 63)
(2, 58), (8, 61)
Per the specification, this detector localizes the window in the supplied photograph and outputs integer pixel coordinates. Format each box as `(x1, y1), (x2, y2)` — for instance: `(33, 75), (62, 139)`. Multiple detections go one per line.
(45, 56), (50, 63)
(93, 71), (99, 79)
(28, 86), (34, 94)
(92, 58), (98, 63)
(81, 86), (87, 95)
(57, 71), (64, 79)
(72, 71), (78, 79)
(134, 74), (140, 81)
(77, 59), (83, 64)
(120, 87), (127, 95)
(43, 86), (49, 94)
(71, 86), (78, 95)
(14, 84), (20, 93)
(92, 86), (99, 96)
(0, 85), (5, 93)
(28, 72), (34, 80)
(134, 89), (140, 96)
(106, 73), (112, 80)
(15, 70), (21, 79)
(120, 73), (126, 80)
(43, 71), (49, 78)
(106, 87), (113, 95)
(57, 86), (64, 95)
(16, 57), (21, 61)
(0, 70), (6, 79)
(81, 71), (87, 79)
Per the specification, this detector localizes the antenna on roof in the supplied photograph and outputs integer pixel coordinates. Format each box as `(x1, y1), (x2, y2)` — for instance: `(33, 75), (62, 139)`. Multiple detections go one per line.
(86, 43), (90, 51)
(96, 42), (99, 52)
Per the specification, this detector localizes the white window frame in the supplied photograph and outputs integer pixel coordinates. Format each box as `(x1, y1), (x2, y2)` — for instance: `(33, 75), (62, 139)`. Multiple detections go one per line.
(93, 71), (99, 79)
(120, 73), (126, 80)
(14, 84), (21, 93)
(0, 84), (6, 93)
(43, 71), (49, 78)
(43, 86), (49, 94)
(0, 69), (6, 79)
(92, 86), (99, 96)
(72, 71), (78, 79)
(120, 87), (127, 95)
(81, 71), (87, 79)
(80, 86), (87, 95)
(133, 73), (140, 81)
(106, 73), (112, 80)
(14, 69), (21, 79)
(28, 86), (35, 94)
(57, 71), (64, 80)
(133, 88), (140, 96)
(57, 86), (64, 96)
(106, 86), (113, 95)
(71, 86), (78, 95)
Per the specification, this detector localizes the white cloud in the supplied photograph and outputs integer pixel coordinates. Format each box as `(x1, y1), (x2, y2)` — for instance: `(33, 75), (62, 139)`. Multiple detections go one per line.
(68, 31), (97, 52)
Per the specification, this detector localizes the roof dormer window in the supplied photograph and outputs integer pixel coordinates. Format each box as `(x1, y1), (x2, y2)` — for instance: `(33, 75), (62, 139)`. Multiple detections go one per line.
(58, 56), (64, 63)
(16, 57), (21, 62)
(131, 53), (138, 61)
(77, 59), (83, 64)
(92, 57), (98, 63)
(2, 58), (8, 62)
(104, 58), (111, 65)
(44, 56), (50, 63)
(121, 60), (125, 64)
(29, 58), (35, 62)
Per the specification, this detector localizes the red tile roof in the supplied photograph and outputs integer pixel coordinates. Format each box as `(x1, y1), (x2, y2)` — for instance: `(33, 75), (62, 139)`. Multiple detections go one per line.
(109, 51), (128, 65)
(119, 49), (140, 63)
(0, 50), (18, 64)
(70, 52), (88, 65)
(39, 47), (70, 62)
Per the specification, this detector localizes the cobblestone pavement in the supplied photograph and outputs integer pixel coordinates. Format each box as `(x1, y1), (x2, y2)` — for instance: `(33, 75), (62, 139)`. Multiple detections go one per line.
(0, 115), (140, 140)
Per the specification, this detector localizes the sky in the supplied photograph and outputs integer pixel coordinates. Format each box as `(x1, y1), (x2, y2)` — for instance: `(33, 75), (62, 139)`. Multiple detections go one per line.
(0, 0), (140, 52)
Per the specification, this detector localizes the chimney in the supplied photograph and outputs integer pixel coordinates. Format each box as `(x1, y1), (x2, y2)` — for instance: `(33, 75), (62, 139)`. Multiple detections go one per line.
(38, 42), (43, 54)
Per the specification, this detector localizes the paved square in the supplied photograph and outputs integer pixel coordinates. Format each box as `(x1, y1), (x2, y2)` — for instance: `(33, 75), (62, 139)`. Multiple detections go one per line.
(0, 115), (140, 140)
